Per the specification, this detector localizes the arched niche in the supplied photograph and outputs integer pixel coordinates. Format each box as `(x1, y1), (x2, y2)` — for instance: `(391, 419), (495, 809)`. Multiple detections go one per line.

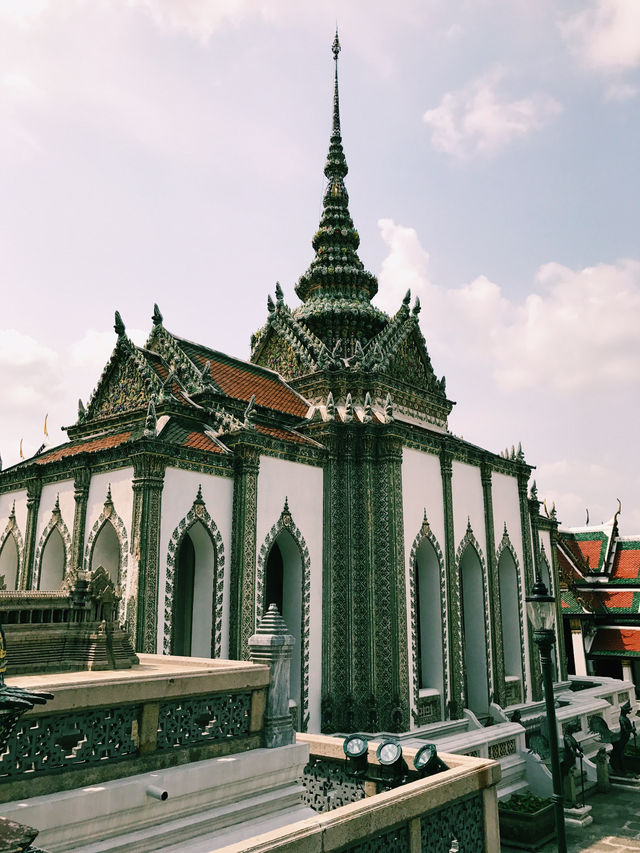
(498, 544), (523, 685)
(409, 515), (447, 722)
(257, 499), (310, 731)
(84, 489), (129, 621)
(172, 519), (217, 658)
(40, 527), (66, 590)
(34, 501), (71, 590)
(90, 520), (120, 586)
(164, 488), (225, 659)
(0, 534), (19, 590)
(457, 531), (490, 718)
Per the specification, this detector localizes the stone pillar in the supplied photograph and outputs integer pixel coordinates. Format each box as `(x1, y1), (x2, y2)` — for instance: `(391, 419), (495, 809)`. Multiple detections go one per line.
(622, 658), (633, 685)
(249, 604), (295, 748)
(374, 430), (409, 732)
(481, 463), (505, 707)
(229, 446), (260, 661)
(440, 448), (463, 719)
(70, 467), (91, 572)
(131, 455), (165, 652)
(517, 469), (541, 701)
(21, 478), (42, 590)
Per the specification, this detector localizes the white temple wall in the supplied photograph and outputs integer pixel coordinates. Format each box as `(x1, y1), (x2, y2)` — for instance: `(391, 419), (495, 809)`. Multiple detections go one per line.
(401, 448), (446, 550)
(85, 468), (134, 563)
(159, 468), (234, 659)
(0, 489), (28, 536)
(491, 472), (525, 566)
(451, 461), (485, 547)
(256, 456), (323, 732)
(36, 481), (74, 544)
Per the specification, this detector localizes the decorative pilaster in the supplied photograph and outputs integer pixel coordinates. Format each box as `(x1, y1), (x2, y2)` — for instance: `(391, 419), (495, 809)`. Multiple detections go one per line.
(375, 430), (409, 732)
(547, 514), (567, 681)
(21, 478), (42, 590)
(481, 463), (505, 707)
(440, 448), (462, 718)
(70, 467), (91, 572)
(131, 455), (165, 652)
(229, 446), (260, 661)
(517, 470), (541, 701)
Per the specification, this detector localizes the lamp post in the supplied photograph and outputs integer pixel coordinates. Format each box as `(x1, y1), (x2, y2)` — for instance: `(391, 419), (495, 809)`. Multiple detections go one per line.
(526, 574), (567, 853)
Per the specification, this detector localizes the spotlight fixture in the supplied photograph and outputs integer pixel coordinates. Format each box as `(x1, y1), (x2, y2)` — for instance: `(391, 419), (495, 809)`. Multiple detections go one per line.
(343, 734), (369, 776)
(414, 743), (449, 777)
(376, 739), (408, 786)
(376, 739), (403, 767)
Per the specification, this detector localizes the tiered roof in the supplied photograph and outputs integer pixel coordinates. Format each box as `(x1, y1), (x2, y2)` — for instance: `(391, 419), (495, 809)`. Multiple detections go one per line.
(250, 34), (452, 430)
(5, 307), (318, 474)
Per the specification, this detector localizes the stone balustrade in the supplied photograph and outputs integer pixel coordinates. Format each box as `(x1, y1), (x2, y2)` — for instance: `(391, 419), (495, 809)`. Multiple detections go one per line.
(0, 654), (269, 803)
(215, 733), (502, 853)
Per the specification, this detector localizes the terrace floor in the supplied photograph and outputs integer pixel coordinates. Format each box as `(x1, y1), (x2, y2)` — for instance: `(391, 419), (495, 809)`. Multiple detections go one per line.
(502, 786), (640, 852)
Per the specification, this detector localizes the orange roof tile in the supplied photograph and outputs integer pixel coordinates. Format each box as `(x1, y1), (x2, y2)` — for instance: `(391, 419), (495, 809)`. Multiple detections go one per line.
(183, 431), (224, 453)
(577, 539), (605, 571)
(255, 424), (311, 445)
(591, 628), (640, 654)
(35, 432), (132, 464)
(598, 590), (635, 609)
(177, 340), (308, 418)
(611, 548), (640, 580)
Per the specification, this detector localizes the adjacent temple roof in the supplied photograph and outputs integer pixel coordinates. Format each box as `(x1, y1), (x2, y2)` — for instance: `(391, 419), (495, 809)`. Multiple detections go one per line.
(558, 507), (640, 625)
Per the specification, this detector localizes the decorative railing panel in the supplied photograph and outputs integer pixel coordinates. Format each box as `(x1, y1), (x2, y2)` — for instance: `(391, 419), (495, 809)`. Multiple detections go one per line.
(301, 758), (366, 813)
(0, 705), (139, 779)
(342, 824), (409, 853)
(156, 692), (252, 750)
(421, 793), (484, 853)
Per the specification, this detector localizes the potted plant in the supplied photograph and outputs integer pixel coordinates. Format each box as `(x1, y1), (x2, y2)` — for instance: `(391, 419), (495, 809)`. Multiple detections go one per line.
(499, 792), (556, 850)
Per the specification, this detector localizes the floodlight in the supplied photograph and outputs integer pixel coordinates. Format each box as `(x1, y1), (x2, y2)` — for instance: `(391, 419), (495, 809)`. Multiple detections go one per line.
(376, 740), (403, 767)
(343, 734), (368, 776)
(414, 743), (449, 777)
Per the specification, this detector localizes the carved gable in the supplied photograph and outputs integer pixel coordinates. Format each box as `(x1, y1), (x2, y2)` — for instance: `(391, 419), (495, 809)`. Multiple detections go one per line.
(258, 332), (308, 380)
(387, 334), (435, 391)
(88, 355), (150, 420)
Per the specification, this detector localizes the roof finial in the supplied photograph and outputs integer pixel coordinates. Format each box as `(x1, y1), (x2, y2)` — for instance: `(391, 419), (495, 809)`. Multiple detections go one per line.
(332, 28), (341, 135)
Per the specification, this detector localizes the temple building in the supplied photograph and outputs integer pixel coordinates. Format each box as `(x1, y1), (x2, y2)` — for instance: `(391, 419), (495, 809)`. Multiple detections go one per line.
(558, 506), (640, 693)
(0, 35), (565, 734)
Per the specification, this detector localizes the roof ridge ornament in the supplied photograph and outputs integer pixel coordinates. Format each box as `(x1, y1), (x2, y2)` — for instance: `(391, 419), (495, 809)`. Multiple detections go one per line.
(294, 33), (379, 312)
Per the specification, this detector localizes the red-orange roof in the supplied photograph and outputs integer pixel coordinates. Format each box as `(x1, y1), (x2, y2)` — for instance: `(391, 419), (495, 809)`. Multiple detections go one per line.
(611, 547), (640, 580)
(177, 339), (309, 418)
(591, 628), (640, 654)
(598, 590), (635, 610)
(183, 431), (224, 453)
(255, 424), (312, 445)
(576, 539), (605, 571)
(35, 431), (132, 464)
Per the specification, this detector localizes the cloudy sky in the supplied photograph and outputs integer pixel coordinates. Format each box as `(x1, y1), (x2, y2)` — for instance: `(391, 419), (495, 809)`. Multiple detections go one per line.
(1, 0), (639, 530)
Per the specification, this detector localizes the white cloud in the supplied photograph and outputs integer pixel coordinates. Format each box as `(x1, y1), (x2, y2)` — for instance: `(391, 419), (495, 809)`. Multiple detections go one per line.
(375, 219), (640, 392)
(605, 81), (639, 101)
(560, 0), (640, 73)
(0, 327), (147, 470)
(423, 66), (562, 159)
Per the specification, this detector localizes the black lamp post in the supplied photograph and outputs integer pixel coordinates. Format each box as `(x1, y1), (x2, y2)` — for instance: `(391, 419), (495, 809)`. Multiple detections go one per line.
(526, 574), (567, 853)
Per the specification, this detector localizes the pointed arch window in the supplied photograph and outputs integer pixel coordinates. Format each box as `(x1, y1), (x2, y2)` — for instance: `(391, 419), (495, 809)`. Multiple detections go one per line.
(0, 533), (19, 590)
(40, 527), (65, 590)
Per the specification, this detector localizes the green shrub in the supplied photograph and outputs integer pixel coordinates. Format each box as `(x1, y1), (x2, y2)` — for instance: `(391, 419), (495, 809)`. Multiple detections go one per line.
(499, 792), (552, 814)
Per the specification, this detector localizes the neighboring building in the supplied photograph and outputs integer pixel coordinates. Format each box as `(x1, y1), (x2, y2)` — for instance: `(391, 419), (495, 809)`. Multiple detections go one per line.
(0, 35), (566, 734)
(558, 506), (640, 693)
